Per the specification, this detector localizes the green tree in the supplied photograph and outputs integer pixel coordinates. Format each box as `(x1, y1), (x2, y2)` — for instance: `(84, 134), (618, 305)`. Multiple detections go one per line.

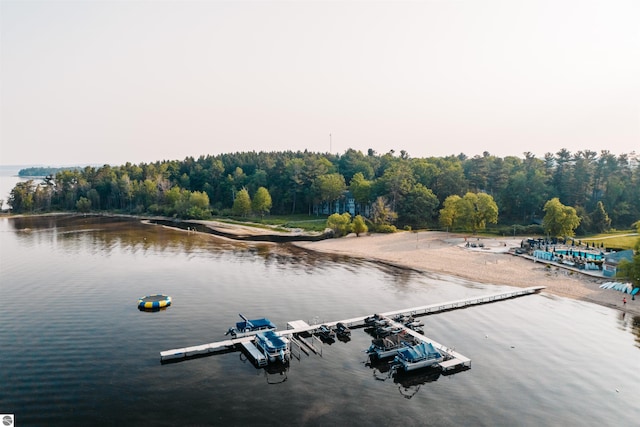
(232, 188), (251, 217)
(616, 220), (640, 287)
(314, 173), (347, 213)
(349, 172), (373, 206)
(338, 148), (374, 182)
(352, 215), (368, 236)
(590, 201), (611, 233)
(430, 157), (467, 202)
(76, 197), (91, 213)
(500, 158), (548, 223)
(186, 191), (211, 219)
(543, 197), (581, 237)
(370, 196), (397, 226)
(164, 186), (183, 216)
(439, 192), (498, 233)
(169, 188), (189, 217)
(54, 169), (80, 210)
(327, 212), (351, 237)
(397, 184), (439, 228)
(285, 158), (305, 213)
(8, 180), (35, 213)
(378, 162), (414, 211)
(470, 192), (499, 232)
(252, 187), (272, 219)
(457, 192), (499, 233)
(439, 195), (461, 230)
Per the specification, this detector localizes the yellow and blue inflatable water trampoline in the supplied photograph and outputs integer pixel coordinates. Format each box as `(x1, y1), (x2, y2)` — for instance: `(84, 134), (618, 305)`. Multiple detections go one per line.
(138, 294), (172, 310)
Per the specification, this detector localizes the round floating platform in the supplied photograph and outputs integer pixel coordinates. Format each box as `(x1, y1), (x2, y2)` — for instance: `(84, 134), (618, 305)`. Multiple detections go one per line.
(138, 294), (172, 310)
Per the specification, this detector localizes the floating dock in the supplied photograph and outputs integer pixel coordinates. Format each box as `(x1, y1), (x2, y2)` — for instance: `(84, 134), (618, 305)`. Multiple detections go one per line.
(160, 286), (544, 367)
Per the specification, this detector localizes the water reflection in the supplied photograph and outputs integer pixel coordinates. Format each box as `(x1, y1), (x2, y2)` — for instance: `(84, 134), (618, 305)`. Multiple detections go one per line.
(262, 362), (289, 385)
(364, 355), (458, 399)
(8, 215), (426, 285)
(394, 367), (443, 399)
(9, 215), (278, 260)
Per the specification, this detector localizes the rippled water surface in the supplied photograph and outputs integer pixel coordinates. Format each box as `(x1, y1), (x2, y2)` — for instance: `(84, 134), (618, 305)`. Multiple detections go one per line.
(1, 215), (638, 426)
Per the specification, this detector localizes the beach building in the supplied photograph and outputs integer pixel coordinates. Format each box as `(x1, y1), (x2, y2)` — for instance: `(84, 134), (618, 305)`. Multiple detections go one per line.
(313, 190), (370, 217)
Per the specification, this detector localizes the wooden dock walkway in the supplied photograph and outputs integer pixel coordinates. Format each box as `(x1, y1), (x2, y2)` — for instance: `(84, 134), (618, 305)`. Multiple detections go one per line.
(160, 286), (544, 363)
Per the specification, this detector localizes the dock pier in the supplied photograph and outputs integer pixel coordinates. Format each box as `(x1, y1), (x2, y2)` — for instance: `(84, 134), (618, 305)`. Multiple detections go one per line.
(160, 286), (544, 370)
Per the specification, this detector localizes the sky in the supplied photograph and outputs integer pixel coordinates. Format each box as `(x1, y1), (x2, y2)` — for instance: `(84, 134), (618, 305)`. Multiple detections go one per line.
(1, 0), (638, 167)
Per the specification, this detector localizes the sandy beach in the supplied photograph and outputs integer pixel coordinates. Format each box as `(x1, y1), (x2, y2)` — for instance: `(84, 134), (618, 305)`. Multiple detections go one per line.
(293, 231), (639, 317)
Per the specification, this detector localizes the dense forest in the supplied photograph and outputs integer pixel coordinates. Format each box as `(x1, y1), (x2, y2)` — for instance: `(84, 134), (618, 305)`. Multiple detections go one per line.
(6, 148), (640, 234)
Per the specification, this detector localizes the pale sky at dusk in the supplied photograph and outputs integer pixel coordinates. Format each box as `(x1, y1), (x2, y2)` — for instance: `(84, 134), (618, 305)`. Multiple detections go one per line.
(1, 0), (638, 166)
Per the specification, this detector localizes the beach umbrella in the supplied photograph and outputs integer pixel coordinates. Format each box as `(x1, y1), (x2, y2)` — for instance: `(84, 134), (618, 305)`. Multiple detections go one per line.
(632, 287), (639, 296)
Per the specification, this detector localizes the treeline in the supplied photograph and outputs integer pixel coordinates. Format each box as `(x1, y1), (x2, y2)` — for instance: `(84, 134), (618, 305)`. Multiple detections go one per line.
(18, 166), (80, 177)
(7, 148), (640, 233)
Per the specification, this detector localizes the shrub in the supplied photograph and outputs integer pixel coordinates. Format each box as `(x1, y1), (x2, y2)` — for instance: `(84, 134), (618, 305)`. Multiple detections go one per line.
(376, 224), (397, 233)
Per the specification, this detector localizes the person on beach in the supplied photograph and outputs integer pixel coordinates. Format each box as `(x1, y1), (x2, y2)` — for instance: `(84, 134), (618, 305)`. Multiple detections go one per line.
(622, 297), (626, 306)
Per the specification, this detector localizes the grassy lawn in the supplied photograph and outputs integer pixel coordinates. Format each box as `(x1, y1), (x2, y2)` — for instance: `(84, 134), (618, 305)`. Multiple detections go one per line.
(579, 231), (639, 250)
(256, 214), (329, 232)
(213, 214), (329, 232)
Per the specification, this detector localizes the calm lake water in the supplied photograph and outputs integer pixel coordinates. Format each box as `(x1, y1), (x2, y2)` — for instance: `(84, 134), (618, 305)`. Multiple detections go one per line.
(1, 215), (638, 426)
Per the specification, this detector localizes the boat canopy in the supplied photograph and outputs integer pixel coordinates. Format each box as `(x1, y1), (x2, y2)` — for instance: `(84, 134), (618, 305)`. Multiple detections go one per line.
(236, 317), (276, 331)
(397, 342), (442, 361)
(256, 330), (288, 350)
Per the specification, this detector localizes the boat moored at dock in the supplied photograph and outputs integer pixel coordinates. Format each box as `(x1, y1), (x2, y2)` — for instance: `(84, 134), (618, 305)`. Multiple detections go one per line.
(367, 331), (420, 360)
(335, 322), (351, 337)
(254, 330), (290, 363)
(226, 313), (277, 337)
(393, 342), (444, 372)
(315, 324), (336, 341)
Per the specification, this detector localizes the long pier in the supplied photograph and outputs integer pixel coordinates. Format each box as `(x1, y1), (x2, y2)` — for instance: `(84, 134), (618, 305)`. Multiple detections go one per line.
(160, 286), (544, 366)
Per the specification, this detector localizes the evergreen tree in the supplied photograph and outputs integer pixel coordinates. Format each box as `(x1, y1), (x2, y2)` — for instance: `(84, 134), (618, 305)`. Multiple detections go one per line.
(591, 201), (611, 233)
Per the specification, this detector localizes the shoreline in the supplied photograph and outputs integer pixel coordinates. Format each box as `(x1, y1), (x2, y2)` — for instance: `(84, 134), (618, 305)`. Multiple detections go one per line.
(293, 231), (640, 318)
